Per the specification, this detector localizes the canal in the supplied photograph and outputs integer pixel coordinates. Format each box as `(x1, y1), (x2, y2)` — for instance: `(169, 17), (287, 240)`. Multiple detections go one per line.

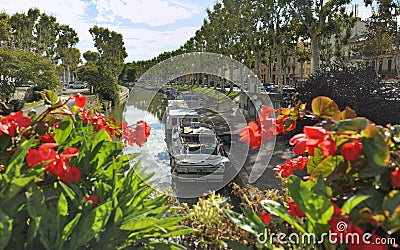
(120, 87), (172, 193)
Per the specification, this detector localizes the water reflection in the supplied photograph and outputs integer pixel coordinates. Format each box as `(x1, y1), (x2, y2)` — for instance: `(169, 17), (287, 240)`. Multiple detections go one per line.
(123, 88), (172, 191)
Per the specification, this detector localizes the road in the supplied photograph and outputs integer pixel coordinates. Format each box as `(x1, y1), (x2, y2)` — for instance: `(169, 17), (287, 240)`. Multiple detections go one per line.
(23, 87), (89, 114)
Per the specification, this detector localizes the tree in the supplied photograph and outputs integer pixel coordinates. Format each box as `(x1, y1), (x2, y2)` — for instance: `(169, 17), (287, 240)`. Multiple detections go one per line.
(89, 26), (127, 81)
(9, 8), (40, 50)
(0, 48), (59, 100)
(119, 63), (136, 83)
(0, 13), (11, 47)
(83, 50), (99, 63)
(285, 0), (354, 73)
(34, 12), (59, 61)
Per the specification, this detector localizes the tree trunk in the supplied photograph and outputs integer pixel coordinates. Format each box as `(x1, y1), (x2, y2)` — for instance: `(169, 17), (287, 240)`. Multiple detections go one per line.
(276, 44), (283, 93)
(311, 34), (320, 74)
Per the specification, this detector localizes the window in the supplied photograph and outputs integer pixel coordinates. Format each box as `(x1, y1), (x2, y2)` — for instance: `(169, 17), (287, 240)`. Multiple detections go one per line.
(379, 60), (383, 72)
(388, 59), (392, 72)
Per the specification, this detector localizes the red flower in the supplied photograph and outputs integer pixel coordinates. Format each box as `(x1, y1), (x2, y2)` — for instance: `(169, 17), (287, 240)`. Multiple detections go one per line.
(273, 156), (308, 178)
(332, 203), (343, 217)
(60, 147), (80, 158)
(289, 126), (336, 157)
(26, 143), (59, 167)
(84, 194), (99, 207)
(133, 120), (151, 147)
(26, 149), (41, 167)
(39, 133), (56, 143)
(74, 94), (86, 108)
(319, 138), (337, 156)
(239, 121), (262, 149)
(391, 167), (400, 188)
(59, 166), (81, 184)
(287, 200), (306, 218)
(341, 140), (363, 161)
(0, 110), (31, 137)
(260, 212), (272, 226)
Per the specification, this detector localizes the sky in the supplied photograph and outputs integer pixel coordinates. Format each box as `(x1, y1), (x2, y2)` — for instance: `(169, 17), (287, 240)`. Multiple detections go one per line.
(0, 0), (372, 62)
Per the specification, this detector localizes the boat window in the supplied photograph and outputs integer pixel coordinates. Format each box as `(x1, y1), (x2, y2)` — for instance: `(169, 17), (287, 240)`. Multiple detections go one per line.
(171, 118), (177, 126)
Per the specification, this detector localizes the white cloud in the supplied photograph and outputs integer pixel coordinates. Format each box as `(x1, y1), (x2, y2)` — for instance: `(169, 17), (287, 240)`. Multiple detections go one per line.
(93, 0), (199, 27)
(0, 0), (207, 61)
(101, 25), (200, 61)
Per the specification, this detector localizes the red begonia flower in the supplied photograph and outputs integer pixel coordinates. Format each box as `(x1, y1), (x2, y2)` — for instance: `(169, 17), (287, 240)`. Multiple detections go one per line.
(74, 94), (86, 108)
(132, 120), (151, 147)
(60, 147), (80, 158)
(260, 212), (272, 226)
(239, 121), (261, 149)
(287, 200), (306, 218)
(391, 167), (400, 188)
(84, 194), (99, 207)
(26, 149), (40, 167)
(319, 138), (337, 157)
(39, 133), (56, 143)
(273, 156), (308, 178)
(60, 166), (81, 184)
(341, 140), (363, 161)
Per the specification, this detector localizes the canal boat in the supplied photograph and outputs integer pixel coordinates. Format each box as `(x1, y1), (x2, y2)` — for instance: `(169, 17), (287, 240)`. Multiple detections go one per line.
(165, 100), (229, 181)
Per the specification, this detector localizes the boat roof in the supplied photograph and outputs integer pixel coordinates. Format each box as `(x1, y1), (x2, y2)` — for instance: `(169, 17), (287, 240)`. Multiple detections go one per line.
(167, 100), (188, 109)
(168, 109), (198, 117)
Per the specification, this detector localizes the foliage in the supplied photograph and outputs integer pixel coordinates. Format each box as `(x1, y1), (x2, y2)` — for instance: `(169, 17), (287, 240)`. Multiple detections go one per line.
(169, 192), (256, 249)
(229, 96), (399, 249)
(0, 90), (194, 249)
(119, 62), (136, 83)
(85, 26), (127, 103)
(297, 63), (399, 125)
(0, 48), (59, 100)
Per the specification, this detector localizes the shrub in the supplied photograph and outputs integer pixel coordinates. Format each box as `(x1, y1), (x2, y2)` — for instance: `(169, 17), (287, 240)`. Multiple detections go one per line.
(297, 63), (400, 125)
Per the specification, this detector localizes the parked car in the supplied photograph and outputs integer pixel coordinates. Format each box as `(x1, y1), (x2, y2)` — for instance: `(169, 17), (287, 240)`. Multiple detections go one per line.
(69, 81), (88, 89)
(263, 83), (277, 92)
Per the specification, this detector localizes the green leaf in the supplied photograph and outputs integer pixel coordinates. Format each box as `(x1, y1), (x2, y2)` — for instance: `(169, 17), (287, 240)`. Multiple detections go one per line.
(114, 206), (123, 223)
(62, 213), (81, 241)
(332, 118), (369, 133)
(70, 201), (112, 250)
(286, 176), (333, 233)
(58, 193), (68, 216)
(5, 137), (35, 177)
(59, 181), (80, 208)
(26, 217), (41, 247)
(25, 184), (47, 219)
(310, 155), (344, 179)
(42, 90), (60, 105)
(240, 207), (266, 231)
(383, 190), (400, 215)
(312, 175), (328, 197)
(261, 200), (306, 233)
(0, 208), (12, 250)
(307, 148), (325, 174)
(223, 209), (265, 236)
(158, 226), (197, 237)
(224, 240), (250, 250)
(341, 195), (369, 215)
(361, 125), (390, 166)
(2, 176), (35, 203)
(54, 116), (73, 144)
(311, 96), (340, 118)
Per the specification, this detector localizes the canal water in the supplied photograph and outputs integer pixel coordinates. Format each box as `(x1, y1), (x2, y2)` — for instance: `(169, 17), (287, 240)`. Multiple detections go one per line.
(121, 88), (173, 192)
